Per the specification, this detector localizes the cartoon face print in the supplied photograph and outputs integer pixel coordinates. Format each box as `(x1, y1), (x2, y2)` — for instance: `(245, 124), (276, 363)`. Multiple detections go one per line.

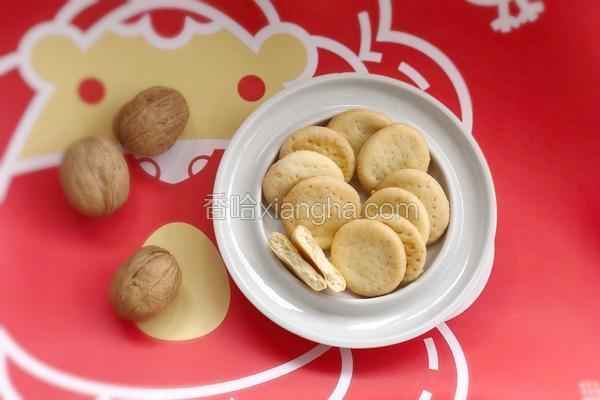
(21, 28), (307, 170)
(0, 1), (477, 399)
(0, 9), (322, 395)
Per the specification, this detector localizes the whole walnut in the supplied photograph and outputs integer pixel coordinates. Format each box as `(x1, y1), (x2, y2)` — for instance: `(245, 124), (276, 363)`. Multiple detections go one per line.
(110, 245), (182, 321)
(114, 86), (189, 156)
(60, 136), (129, 217)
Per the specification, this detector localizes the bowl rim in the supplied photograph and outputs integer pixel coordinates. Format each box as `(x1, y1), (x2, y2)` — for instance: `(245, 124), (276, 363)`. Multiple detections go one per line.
(214, 72), (497, 347)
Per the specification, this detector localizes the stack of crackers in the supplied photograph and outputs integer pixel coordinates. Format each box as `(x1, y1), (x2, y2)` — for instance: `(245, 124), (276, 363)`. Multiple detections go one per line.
(263, 109), (450, 298)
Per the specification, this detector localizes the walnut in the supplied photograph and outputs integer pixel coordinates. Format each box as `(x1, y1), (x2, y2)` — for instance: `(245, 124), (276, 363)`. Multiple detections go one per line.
(114, 86), (189, 156)
(110, 246), (182, 321)
(60, 136), (129, 217)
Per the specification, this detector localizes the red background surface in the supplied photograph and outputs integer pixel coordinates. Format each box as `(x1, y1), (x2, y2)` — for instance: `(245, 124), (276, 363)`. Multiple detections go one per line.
(0, 1), (598, 399)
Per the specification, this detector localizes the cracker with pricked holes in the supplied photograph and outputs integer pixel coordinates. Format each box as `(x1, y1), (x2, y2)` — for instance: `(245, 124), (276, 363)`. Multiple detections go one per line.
(378, 169), (450, 244)
(292, 225), (346, 292)
(330, 219), (406, 297)
(357, 123), (430, 193)
(279, 126), (355, 182)
(281, 176), (361, 250)
(372, 213), (427, 282)
(262, 150), (343, 210)
(363, 187), (431, 243)
(327, 108), (392, 156)
(268, 232), (327, 291)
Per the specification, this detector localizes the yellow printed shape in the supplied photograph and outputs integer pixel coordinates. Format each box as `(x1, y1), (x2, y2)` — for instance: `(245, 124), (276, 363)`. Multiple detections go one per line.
(23, 30), (308, 159)
(136, 222), (230, 341)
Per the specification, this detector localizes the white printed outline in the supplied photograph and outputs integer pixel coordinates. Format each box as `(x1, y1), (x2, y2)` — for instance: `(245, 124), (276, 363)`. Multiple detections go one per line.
(424, 337), (439, 371)
(438, 322), (469, 400)
(0, 323), (469, 400)
(329, 348), (353, 400)
(466, 0), (544, 33)
(311, 35), (368, 73)
(255, 0), (281, 25)
(0, 54), (20, 76)
(358, 11), (382, 63)
(418, 389), (433, 400)
(0, 346), (19, 400)
(0, 327), (340, 400)
(398, 61), (431, 91)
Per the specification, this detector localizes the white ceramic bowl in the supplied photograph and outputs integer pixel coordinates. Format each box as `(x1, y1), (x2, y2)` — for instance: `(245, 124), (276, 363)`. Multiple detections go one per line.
(214, 73), (496, 348)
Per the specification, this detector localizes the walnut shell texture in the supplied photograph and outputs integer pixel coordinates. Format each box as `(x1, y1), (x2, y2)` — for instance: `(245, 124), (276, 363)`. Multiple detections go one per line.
(115, 86), (189, 156)
(110, 245), (182, 321)
(60, 136), (129, 217)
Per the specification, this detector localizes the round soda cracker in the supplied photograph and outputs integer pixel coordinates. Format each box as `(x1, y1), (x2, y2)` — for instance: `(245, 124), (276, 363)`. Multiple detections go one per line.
(363, 187), (431, 243)
(357, 123), (430, 193)
(262, 150), (344, 209)
(372, 213), (427, 282)
(279, 126), (355, 182)
(281, 176), (361, 250)
(330, 219), (406, 297)
(327, 108), (392, 156)
(378, 169), (450, 244)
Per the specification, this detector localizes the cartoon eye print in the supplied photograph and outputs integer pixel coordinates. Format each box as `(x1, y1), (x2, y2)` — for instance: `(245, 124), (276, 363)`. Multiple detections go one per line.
(237, 74), (266, 102)
(78, 77), (105, 104)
